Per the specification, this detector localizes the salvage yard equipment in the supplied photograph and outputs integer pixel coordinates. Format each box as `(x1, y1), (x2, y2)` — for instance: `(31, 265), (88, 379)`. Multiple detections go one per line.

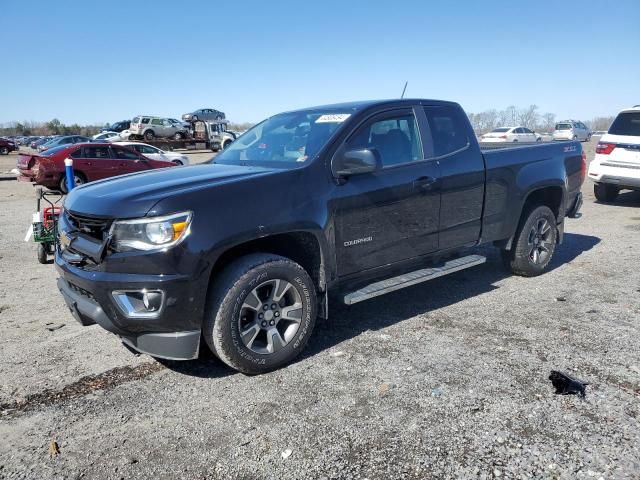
(32, 187), (62, 264)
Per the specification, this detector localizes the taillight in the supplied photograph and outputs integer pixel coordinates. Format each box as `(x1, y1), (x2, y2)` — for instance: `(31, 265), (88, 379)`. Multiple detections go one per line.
(596, 142), (616, 155)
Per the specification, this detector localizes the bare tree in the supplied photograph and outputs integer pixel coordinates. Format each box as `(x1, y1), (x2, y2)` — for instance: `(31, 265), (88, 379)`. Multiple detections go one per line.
(518, 105), (539, 130)
(541, 113), (556, 132)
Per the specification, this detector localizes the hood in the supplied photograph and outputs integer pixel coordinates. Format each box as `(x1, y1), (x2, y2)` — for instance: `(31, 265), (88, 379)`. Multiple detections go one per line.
(64, 163), (276, 218)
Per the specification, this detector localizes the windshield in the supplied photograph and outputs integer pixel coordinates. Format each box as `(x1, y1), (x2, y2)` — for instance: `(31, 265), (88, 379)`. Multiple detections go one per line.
(491, 128), (510, 133)
(212, 109), (351, 168)
(608, 112), (640, 136)
(555, 123), (571, 130)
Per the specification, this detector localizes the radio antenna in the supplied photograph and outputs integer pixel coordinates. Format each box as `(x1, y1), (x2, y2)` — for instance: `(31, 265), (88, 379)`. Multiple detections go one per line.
(400, 81), (408, 99)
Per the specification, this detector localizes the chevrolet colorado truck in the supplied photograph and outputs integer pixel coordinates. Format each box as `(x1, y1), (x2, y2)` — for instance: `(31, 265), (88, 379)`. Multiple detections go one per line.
(55, 99), (585, 374)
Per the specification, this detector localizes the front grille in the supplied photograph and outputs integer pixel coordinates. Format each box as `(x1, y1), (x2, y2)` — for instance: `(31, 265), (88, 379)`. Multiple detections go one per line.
(66, 211), (112, 241)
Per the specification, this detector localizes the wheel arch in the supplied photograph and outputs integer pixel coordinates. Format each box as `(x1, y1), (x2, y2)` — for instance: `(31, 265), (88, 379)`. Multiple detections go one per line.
(207, 231), (327, 295)
(496, 184), (565, 251)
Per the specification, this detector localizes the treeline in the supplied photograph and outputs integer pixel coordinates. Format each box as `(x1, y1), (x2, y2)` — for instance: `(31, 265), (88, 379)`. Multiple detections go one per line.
(467, 105), (615, 134)
(0, 119), (102, 137)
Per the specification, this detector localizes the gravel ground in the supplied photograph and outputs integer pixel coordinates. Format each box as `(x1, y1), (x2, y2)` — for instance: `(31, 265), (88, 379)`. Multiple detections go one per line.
(0, 140), (639, 479)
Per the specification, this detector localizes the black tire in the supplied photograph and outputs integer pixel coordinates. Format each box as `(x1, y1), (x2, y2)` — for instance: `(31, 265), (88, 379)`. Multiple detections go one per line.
(203, 253), (317, 374)
(144, 130), (155, 141)
(594, 183), (619, 202)
(222, 141), (232, 150)
(573, 135), (578, 141)
(536, 137), (542, 142)
(172, 160), (183, 166)
(37, 243), (48, 264)
(173, 132), (184, 140)
(501, 205), (557, 277)
(59, 172), (86, 193)
(0, 147), (8, 155)
(513, 139), (518, 142)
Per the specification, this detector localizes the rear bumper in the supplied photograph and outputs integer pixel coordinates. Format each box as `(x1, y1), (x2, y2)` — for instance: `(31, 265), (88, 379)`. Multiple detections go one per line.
(55, 253), (202, 360)
(588, 159), (640, 189)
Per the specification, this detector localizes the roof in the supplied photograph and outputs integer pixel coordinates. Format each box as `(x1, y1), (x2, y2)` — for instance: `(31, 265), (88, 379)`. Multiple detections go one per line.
(283, 98), (458, 115)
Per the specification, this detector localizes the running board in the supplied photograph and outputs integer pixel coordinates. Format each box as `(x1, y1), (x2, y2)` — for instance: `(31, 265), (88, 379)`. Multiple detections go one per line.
(343, 254), (486, 305)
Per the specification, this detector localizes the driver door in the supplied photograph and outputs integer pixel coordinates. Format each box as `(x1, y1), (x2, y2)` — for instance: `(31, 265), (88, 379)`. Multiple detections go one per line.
(332, 107), (441, 277)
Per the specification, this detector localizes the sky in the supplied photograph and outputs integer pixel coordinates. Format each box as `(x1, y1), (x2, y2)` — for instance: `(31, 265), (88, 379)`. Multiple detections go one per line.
(1, 0), (639, 126)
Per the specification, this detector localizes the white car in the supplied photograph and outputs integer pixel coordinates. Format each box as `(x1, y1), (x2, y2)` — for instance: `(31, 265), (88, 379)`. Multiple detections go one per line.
(588, 105), (640, 202)
(480, 126), (541, 143)
(113, 142), (190, 165)
(91, 131), (121, 142)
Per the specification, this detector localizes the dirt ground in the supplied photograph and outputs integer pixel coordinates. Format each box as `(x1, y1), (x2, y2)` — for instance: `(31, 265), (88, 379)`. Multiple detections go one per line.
(0, 140), (639, 479)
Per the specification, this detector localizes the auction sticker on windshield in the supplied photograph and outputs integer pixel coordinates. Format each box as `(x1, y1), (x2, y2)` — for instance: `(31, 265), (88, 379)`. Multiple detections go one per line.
(316, 114), (351, 123)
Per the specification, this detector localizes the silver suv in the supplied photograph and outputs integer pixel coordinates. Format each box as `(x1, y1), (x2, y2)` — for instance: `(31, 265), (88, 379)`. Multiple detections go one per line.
(553, 120), (592, 142)
(129, 116), (190, 141)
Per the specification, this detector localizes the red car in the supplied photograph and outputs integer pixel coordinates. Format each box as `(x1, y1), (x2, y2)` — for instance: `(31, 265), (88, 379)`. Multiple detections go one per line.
(17, 143), (176, 192)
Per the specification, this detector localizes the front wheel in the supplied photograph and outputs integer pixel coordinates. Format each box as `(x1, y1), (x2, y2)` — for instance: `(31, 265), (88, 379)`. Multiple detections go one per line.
(203, 253), (317, 374)
(0, 147), (8, 155)
(502, 205), (557, 277)
(594, 183), (619, 202)
(173, 132), (184, 140)
(37, 243), (48, 264)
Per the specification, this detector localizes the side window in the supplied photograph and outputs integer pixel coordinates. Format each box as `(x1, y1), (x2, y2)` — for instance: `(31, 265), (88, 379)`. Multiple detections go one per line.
(112, 147), (139, 160)
(523, 128), (532, 134)
(84, 146), (111, 159)
(70, 148), (83, 159)
(151, 118), (163, 126)
(141, 118), (150, 124)
(423, 105), (470, 157)
(346, 110), (423, 167)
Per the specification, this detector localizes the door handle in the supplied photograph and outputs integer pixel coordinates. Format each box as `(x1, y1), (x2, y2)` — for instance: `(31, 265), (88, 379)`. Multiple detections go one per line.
(413, 176), (436, 190)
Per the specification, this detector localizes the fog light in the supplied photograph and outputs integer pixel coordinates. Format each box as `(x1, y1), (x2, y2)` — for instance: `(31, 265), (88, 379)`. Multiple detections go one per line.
(112, 289), (165, 318)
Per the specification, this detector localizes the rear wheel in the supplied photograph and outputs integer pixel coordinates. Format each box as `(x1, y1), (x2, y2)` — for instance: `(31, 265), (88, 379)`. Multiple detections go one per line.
(223, 140), (232, 150)
(594, 183), (619, 202)
(144, 130), (155, 141)
(59, 172), (86, 193)
(173, 132), (184, 140)
(502, 205), (557, 277)
(573, 135), (578, 140)
(172, 159), (183, 165)
(203, 253), (317, 374)
(0, 147), (8, 155)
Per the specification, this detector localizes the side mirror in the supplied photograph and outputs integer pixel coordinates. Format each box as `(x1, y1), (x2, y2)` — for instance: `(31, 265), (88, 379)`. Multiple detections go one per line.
(332, 148), (381, 178)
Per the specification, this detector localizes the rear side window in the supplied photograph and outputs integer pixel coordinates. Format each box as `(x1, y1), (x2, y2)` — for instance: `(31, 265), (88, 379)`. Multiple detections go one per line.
(132, 117), (140, 124)
(112, 147), (139, 160)
(608, 112), (640, 136)
(83, 146), (111, 159)
(69, 147), (84, 159)
(141, 118), (150, 124)
(423, 106), (469, 157)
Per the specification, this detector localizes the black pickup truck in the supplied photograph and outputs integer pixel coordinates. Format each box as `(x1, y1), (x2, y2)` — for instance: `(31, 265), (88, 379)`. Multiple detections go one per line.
(55, 99), (585, 374)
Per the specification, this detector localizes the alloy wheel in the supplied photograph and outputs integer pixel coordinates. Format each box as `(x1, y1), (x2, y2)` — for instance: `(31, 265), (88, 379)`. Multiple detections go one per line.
(237, 279), (303, 355)
(527, 218), (553, 264)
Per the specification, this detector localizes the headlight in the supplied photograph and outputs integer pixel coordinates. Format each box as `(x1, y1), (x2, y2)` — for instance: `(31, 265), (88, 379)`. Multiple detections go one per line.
(109, 211), (192, 252)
